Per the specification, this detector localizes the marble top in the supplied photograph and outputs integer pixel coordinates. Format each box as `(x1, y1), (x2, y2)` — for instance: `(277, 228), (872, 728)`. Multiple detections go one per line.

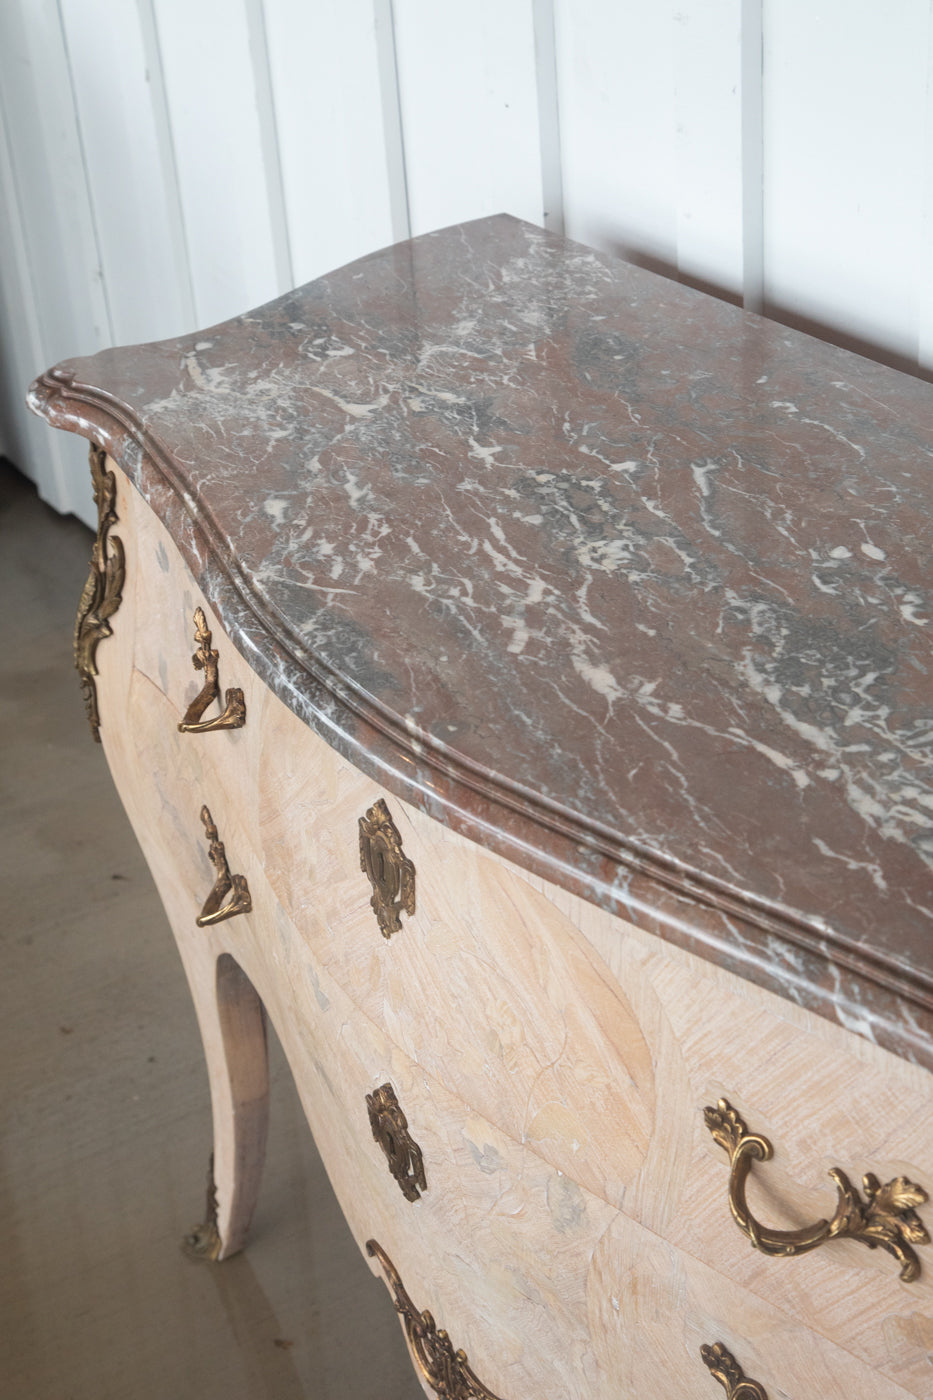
(29, 215), (933, 1067)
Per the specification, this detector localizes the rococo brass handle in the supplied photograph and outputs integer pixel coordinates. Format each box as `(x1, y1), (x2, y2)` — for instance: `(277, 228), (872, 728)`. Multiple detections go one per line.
(705, 1098), (930, 1281)
(196, 806), (252, 927)
(367, 1083), (427, 1202)
(178, 607), (246, 733)
(701, 1343), (768, 1399)
(366, 1240), (505, 1400)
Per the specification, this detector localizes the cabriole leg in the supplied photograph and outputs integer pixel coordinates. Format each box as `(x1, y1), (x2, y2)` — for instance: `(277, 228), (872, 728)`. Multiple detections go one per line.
(184, 952), (269, 1261)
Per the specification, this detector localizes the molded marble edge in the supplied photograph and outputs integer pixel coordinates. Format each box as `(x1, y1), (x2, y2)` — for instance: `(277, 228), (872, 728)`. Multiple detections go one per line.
(27, 364), (933, 1072)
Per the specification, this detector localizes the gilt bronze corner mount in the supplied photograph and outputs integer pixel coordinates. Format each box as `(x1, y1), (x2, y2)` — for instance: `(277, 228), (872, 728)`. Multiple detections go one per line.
(74, 445), (125, 741)
(182, 1153), (223, 1261)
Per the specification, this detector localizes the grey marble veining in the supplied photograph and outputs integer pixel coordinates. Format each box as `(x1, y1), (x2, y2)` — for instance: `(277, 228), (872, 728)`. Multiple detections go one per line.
(28, 215), (933, 1066)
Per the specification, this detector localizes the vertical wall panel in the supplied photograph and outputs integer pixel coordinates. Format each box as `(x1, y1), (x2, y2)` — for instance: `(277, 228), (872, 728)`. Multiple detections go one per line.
(555, 1), (677, 266)
(0, 0), (111, 524)
(739, 0), (764, 313)
(919, 2), (933, 374)
(373, 0), (413, 246)
(263, 0), (397, 286)
(243, 0), (294, 293)
(0, 101), (48, 470)
(671, 2), (745, 298)
(556, 1), (747, 299)
(763, 0), (929, 362)
(152, 0), (282, 328)
(4, 0), (933, 527)
(392, 0), (545, 236)
(59, 0), (194, 346)
(0, 3), (112, 356)
(0, 99), (91, 523)
(531, 0), (565, 234)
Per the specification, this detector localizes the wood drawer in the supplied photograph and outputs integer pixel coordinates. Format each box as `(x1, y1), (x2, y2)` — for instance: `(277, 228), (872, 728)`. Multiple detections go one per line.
(566, 886), (933, 1396)
(82, 722), (920, 1400)
(397, 800), (933, 1395)
(254, 708), (933, 1394)
(257, 747), (659, 1207)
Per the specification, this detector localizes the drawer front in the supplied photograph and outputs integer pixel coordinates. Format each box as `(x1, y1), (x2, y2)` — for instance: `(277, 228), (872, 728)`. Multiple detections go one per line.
(110, 470), (664, 1226)
(586, 1210), (914, 1400)
(401, 796), (933, 1394)
(301, 981), (915, 1400)
(93, 737), (917, 1400)
(569, 888), (933, 1396)
(258, 733), (663, 1209)
(98, 464), (933, 1397)
(256, 717), (933, 1394)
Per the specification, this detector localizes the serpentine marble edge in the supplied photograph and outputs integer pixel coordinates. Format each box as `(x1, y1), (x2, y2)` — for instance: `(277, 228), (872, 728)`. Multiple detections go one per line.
(28, 215), (933, 1068)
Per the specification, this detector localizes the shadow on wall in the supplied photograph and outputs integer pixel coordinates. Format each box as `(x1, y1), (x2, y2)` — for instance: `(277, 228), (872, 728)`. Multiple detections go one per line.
(602, 238), (933, 386)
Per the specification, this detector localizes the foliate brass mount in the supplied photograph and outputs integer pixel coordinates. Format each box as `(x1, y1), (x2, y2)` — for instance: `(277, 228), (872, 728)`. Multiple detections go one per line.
(178, 607), (246, 733)
(182, 1153), (222, 1261)
(74, 444), (125, 742)
(700, 1343), (769, 1400)
(367, 1083), (427, 1202)
(705, 1098), (930, 1281)
(359, 797), (415, 939)
(366, 1241), (505, 1400)
(196, 806), (252, 928)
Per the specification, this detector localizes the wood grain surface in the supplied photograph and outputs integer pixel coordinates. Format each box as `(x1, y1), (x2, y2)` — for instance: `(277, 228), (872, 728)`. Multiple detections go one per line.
(93, 462), (933, 1398)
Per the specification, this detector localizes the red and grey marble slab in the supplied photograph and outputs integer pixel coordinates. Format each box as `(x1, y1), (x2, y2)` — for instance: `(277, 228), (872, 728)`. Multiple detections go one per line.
(29, 214), (933, 1067)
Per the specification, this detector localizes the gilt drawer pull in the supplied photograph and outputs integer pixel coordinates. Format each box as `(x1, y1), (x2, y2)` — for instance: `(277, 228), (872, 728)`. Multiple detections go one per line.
(196, 806), (252, 927)
(701, 1343), (768, 1399)
(367, 1084), (427, 1201)
(359, 798), (415, 938)
(178, 607), (246, 732)
(366, 1240), (505, 1400)
(705, 1098), (930, 1281)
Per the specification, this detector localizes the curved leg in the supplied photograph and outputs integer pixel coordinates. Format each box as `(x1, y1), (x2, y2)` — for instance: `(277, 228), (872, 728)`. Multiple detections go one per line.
(184, 952), (269, 1261)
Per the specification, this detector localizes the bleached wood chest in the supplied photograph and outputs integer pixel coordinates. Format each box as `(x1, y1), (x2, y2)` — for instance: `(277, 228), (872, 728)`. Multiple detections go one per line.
(29, 215), (933, 1398)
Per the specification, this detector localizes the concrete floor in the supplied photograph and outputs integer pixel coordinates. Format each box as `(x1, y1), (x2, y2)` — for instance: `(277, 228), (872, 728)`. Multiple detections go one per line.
(0, 460), (422, 1400)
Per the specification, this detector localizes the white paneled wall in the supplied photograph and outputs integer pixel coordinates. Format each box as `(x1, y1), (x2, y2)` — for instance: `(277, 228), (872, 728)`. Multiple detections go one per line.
(263, 0), (400, 284)
(1, 0), (931, 527)
(393, 0), (545, 235)
(763, 0), (932, 366)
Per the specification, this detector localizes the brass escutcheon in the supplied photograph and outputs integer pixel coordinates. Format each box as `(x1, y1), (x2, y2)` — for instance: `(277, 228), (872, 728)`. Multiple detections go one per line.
(367, 1084), (427, 1202)
(74, 444), (125, 742)
(705, 1098), (930, 1281)
(196, 806), (252, 927)
(366, 1240), (505, 1400)
(359, 797), (415, 939)
(701, 1343), (769, 1399)
(178, 607), (246, 733)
